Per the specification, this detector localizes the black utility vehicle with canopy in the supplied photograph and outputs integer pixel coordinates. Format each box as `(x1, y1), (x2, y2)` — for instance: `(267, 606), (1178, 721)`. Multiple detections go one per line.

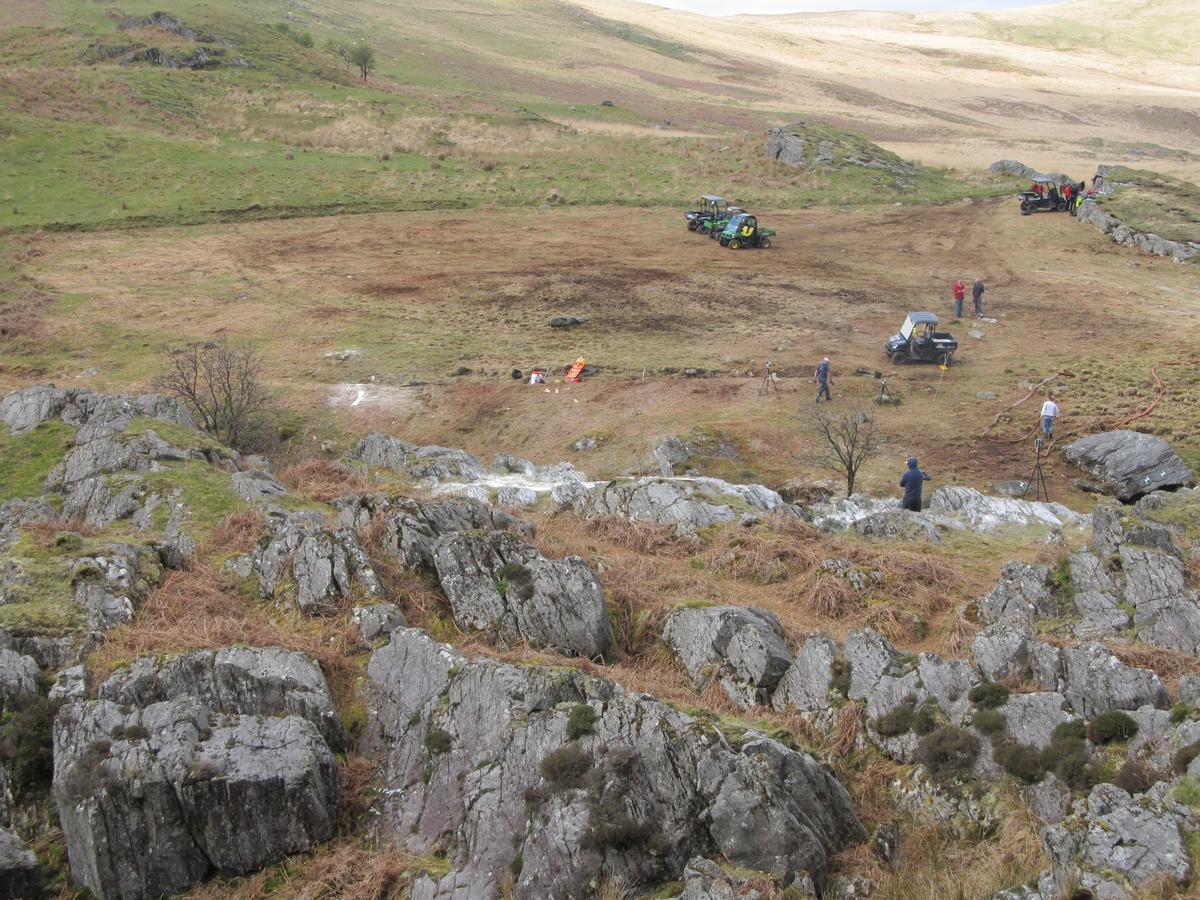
(685, 195), (728, 231)
(885, 312), (958, 366)
(1019, 178), (1068, 214)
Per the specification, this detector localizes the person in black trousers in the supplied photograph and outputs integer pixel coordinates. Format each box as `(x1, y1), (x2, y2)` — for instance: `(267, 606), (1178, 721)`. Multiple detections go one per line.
(972, 277), (985, 317)
(900, 457), (931, 511)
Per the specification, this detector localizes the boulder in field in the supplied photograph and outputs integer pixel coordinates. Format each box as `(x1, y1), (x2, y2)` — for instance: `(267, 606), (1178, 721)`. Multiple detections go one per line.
(1063, 431), (1192, 502)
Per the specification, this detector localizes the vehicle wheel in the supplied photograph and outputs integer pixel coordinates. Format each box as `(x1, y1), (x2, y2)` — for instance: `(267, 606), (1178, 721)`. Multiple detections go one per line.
(759, 237), (771, 248)
(1056, 201), (1067, 211)
(699, 225), (709, 234)
(688, 221), (698, 231)
(719, 238), (729, 246)
(938, 352), (953, 368)
(1020, 202), (1032, 215)
(728, 239), (741, 250)
(892, 352), (908, 365)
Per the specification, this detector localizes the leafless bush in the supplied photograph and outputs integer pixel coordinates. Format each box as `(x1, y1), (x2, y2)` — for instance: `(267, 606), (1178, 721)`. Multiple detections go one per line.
(156, 338), (272, 450)
(806, 406), (882, 498)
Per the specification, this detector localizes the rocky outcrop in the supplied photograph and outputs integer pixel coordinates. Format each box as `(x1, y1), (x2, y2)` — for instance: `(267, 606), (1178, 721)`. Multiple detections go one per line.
(253, 512), (385, 615)
(971, 623), (1062, 689)
(554, 476), (794, 536)
(928, 486), (1084, 531)
(362, 628), (866, 897)
(851, 509), (941, 543)
(662, 606), (793, 708)
(97, 647), (346, 750)
(1077, 198), (1200, 264)
(71, 542), (162, 638)
(432, 530), (612, 659)
(54, 698), (339, 899)
(0, 498), (54, 550)
(351, 602), (407, 647)
(767, 124), (916, 178)
(355, 433), (485, 484)
(0, 826), (41, 900)
(1061, 643), (1169, 718)
(0, 385), (192, 436)
(1042, 783), (1195, 898)
(975, 562), (1057, 627)
(53, 647), (343, 899)
(772, 633), (841, 716)
(368, 495), (532, 571)
(1064, 431), (1193, 502)
(0, 648), (40, 711)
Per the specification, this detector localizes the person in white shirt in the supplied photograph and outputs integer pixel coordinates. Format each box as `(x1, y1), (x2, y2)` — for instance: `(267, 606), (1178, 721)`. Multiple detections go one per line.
(1040, 399), (1060, 437)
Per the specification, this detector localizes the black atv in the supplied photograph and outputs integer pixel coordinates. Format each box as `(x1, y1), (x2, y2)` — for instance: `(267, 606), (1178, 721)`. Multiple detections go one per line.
(1019, 178), (1068, 215)
(884, 312), (958, 366)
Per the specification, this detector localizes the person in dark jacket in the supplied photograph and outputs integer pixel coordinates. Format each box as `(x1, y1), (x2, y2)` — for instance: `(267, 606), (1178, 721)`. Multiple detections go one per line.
(900, 457), (930, 511)
(972, 277), (985, 317)
(814, 357), (832, 402)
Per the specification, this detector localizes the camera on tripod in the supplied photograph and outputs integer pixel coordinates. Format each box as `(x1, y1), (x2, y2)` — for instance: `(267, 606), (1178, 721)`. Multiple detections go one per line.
(1034, 436), (1045, 451)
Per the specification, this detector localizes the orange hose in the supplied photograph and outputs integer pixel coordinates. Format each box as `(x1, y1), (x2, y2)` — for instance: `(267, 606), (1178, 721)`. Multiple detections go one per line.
(1110, 365), (1165, 430)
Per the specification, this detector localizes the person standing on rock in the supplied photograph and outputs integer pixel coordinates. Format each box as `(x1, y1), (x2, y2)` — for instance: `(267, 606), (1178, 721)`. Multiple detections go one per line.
(814, 357), (832, 402)
(952, 278), (966, 318)
(972, 277), (985, 317)
(1040, 398), (1060, 438)
(899, 457), (931, 512)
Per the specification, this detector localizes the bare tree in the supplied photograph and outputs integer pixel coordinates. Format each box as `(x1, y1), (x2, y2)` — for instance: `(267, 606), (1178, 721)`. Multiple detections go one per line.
(806, 406), (882, 498)
(347, 44), (375, 81)
(156, 339), (271, 450)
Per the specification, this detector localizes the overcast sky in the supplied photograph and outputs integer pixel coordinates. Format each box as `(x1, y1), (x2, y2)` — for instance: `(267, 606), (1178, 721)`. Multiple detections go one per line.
(634, 0), (1056, 12)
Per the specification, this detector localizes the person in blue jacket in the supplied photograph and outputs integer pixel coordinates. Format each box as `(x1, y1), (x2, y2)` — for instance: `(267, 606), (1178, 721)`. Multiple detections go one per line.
(900, 457), (931, 511)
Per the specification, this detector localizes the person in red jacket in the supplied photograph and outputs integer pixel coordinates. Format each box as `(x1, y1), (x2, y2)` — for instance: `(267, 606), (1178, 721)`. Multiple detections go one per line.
(952, 278), (966, 318)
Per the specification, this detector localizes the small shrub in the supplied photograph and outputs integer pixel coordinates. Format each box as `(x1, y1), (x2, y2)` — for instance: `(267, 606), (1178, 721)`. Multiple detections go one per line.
(509, 853), (523, 878)
(973, 708), (1007, 737)
(1170, 703), (1195, 725)
(1040, 736), (1098, 792)
(424, 728), (453, 755)
(1173, 776), (1200, 807)
(993, 739), (1045, 783)
(914, 726), (979, 782)
(912, 702), (939, 736)
(873, 700), (915, 737)
(54, 532), (83, 552)
(1112, 759), (1162, 794)
(420, 764), (433, 784)
(829, 658), (852, 697)
(581, 813), (656, 851)
(541, 745), (591, 791)
(968, 682), (1010, 709)
(1087, 710), (1138, 745)
(566, 704), (598, 741)
(497, 561), (534, 601)
(1052, 719), (1087, 742)
(1173, 741), (1200, 775)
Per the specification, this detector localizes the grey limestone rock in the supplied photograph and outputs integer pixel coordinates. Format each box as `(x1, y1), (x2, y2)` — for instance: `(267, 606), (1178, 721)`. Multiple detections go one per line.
(976, 562), (1056, 628)
(0, 498), (54, 550)
(355, 432), (485, 483)
(71, 542), (162, 637)
(1001, 693), (1077, 751)
(1067, 551), (1129, 638)
(1064, 431), (1193, 502)
(0, 826), (41, 900)
(53, 697), (339, 900)
(661, 605), (793, 708)
(230, 469), (288, 502)
(1061, 642), (1169, 718)
(254, 515), (385, 615)
(98, 646), (346, 751)
(380, 496), (533, 571)
(555, 476), (793, 537)
(851, 509), (940, 544)
(361, 628), (865, 897)
(0, 648), (40, 712)
(351, 602), (407, 647)
(772, 632), (840, 714)
(432, 530), (612, 659)
(1091, 501), (1177, 558)
(1042, 782), (1194, 898)
(49, 664), (88, 703)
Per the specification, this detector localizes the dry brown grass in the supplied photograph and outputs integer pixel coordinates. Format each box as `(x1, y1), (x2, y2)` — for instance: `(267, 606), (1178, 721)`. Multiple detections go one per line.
(182, 838), (416, 900)
(21, 517), (99, 549)
(277, 459), (372, 502)
(206, 509), (264, 557)
(837, 797), (1046, 900)
(88, 560), (361, 708)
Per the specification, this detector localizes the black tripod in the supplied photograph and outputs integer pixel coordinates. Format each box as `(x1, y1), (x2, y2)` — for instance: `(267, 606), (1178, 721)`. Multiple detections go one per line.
(1025, 437), (1049, 502)
(759, 361), (780, 396)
